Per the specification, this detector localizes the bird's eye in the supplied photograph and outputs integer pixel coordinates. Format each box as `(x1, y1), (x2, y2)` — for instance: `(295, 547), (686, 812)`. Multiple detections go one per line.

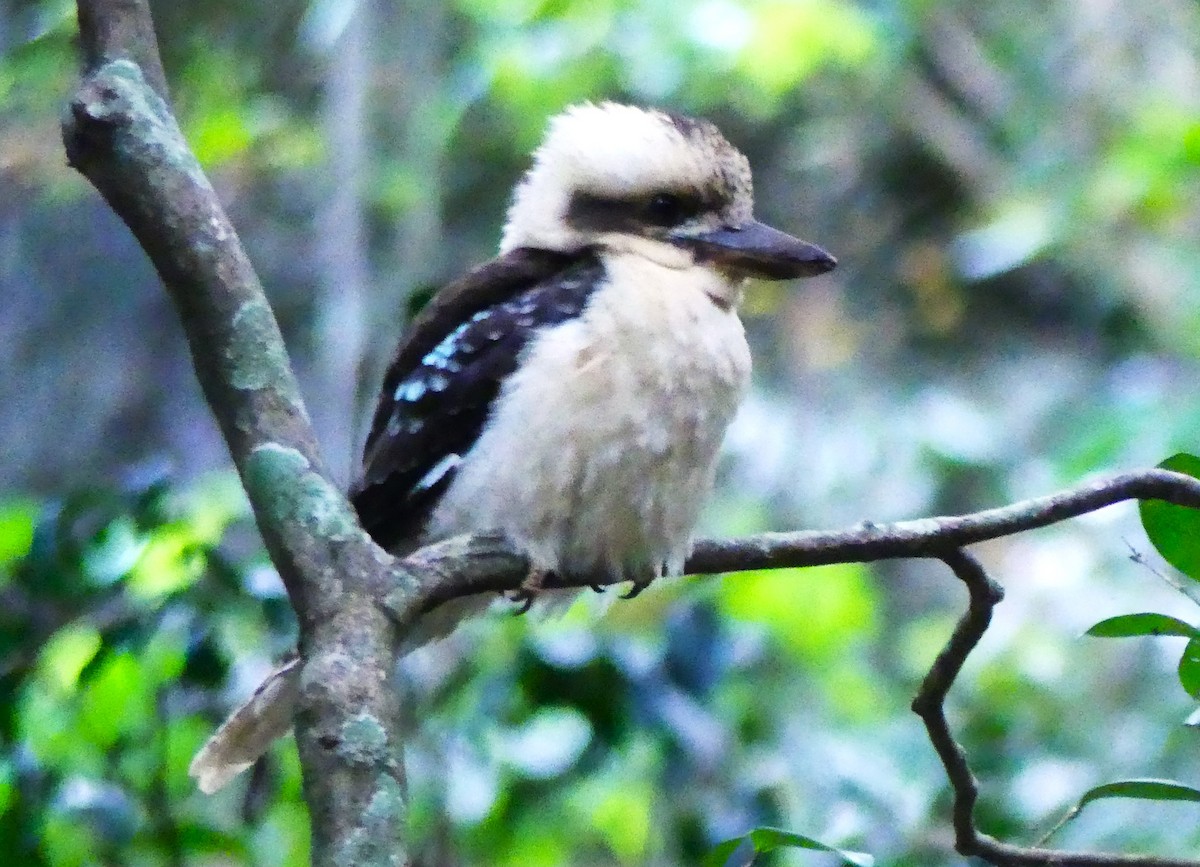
(645, 192), (687, 226)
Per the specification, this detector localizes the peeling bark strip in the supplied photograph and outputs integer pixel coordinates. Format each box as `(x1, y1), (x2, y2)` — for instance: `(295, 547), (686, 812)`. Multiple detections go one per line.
(63, 1), (1200, 865)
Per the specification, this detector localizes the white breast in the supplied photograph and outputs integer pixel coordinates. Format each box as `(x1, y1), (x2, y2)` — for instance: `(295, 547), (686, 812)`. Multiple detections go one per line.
(427, 253), (752, 583)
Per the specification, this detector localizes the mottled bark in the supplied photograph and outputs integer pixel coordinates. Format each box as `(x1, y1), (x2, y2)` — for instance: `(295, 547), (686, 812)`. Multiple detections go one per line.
(64, 5), (407, 862)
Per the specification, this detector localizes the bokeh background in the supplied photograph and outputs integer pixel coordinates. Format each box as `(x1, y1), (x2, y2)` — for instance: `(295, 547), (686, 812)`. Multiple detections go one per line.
(3, 0), (1200, 864)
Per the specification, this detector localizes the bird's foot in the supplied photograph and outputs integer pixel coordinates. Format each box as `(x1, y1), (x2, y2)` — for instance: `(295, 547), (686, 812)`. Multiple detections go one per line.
(507, 567), (551, 615)
(620, 576), (655, 600)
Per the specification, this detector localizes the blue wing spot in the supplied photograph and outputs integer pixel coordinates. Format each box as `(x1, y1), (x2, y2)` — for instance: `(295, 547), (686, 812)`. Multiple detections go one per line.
(422, 322), (472, 371)
(395, 380), (426, 403)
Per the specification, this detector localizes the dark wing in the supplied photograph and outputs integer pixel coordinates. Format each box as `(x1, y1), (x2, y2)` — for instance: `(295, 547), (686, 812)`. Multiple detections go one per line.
(351, 247), (606, 551)
(360, 247), (578, 453)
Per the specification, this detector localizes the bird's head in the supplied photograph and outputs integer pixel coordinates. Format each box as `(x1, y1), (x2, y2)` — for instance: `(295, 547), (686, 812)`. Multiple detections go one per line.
(500, 102), (835, 281)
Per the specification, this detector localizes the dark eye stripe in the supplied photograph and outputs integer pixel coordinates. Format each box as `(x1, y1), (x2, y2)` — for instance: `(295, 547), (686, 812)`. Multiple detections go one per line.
(645, 193), (693, 226)
(565, 189), (720, 233)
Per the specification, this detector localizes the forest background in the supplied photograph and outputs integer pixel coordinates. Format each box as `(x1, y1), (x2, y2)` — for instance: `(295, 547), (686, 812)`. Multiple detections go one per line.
(3, 0), (1200, 864)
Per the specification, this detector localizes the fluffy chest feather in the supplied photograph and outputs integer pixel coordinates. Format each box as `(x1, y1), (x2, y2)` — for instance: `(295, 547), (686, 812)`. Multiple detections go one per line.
(427, 253), (751, 581)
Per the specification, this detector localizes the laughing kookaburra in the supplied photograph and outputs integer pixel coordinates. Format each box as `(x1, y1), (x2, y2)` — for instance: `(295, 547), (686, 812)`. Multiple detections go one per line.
(189, 102), (834, 793)
(351, 102), (834, 599)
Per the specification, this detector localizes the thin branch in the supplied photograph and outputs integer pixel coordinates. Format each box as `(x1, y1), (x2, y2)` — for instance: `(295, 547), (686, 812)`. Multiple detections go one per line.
(686, 468), (1200, 574)
(76, 0), (169, 101)
(381, 473), (1200, 866)
(1125, 539), (1200, 607)
(385, 468), (1200, 621)
(912, 550), (1200, 867)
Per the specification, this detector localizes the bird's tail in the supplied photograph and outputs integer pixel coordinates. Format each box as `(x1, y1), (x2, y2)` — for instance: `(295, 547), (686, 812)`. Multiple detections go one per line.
(188, 657), (301, 794)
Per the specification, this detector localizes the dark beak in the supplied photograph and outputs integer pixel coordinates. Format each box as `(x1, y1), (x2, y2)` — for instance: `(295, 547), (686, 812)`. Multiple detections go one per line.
(674, 220), (836, 279)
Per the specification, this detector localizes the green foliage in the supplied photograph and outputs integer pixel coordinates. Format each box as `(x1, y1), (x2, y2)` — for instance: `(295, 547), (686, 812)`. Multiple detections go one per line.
(1080, 452), (1200, 702)
(1179, 638), (1200, 700)
(705, 826), (874, 867)
(1089, 612), (1200, 701)
(1086, 613), (1200, 639)
(1139, 453), (1200, 583)
(0, 472), (306, 866)
(0, 499), (37, 569)
(1042, 779), (1200, 844)
(1062, 452), (1200, 832)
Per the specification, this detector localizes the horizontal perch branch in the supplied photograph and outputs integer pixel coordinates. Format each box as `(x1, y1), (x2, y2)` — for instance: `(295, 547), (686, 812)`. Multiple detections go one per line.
(387, 467), (1200, 621)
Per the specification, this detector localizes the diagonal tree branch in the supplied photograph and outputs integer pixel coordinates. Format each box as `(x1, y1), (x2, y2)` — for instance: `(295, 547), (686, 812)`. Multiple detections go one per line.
(63, 3), (409, 863)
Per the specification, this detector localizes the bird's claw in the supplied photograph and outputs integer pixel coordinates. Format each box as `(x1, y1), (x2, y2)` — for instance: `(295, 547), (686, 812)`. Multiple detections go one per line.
(507, 568), (549, 615)
(508, 590), (536, 616)
(620, 577), (653, 600)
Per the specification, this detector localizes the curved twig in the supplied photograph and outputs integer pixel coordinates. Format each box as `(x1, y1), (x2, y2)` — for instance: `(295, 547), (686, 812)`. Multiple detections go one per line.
(912, 550), (1200, 867)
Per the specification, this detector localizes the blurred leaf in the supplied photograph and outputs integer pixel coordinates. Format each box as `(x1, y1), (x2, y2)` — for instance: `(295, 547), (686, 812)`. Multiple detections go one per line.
(1086, 613), (1200, 639)
(495, 818), (570, 867)
(1077, 778), (1200, 805)
(40, 812), (97, 867)
(185, 472), (250, 543)
(703, 837), (743, 867)
(37, 624), (102, 694)
(53, 776), (137, 846)
(1179, 638), (1200, 699)
(705, 826), (874, 867)
(251, 801), (312, 867)
(589, 779), (651, 863)
(1139, 453), (1200, 581)
(0, 499), (37, 570)
(733, 0), (876, 105)
(1042, 779), (1200, 843)
(82, 515), (144, 587)
(141, 620), (189, 686)
(749, 828), (873, 866)
(18, 682), (75, 768)
(128, 525), (205, 599)
(494, 706), (592, 779)
(717, 563), (877, 663)
(0, 757), (13, 817)
(190, 107), (254, 164)
(79, 653), (148, 748)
